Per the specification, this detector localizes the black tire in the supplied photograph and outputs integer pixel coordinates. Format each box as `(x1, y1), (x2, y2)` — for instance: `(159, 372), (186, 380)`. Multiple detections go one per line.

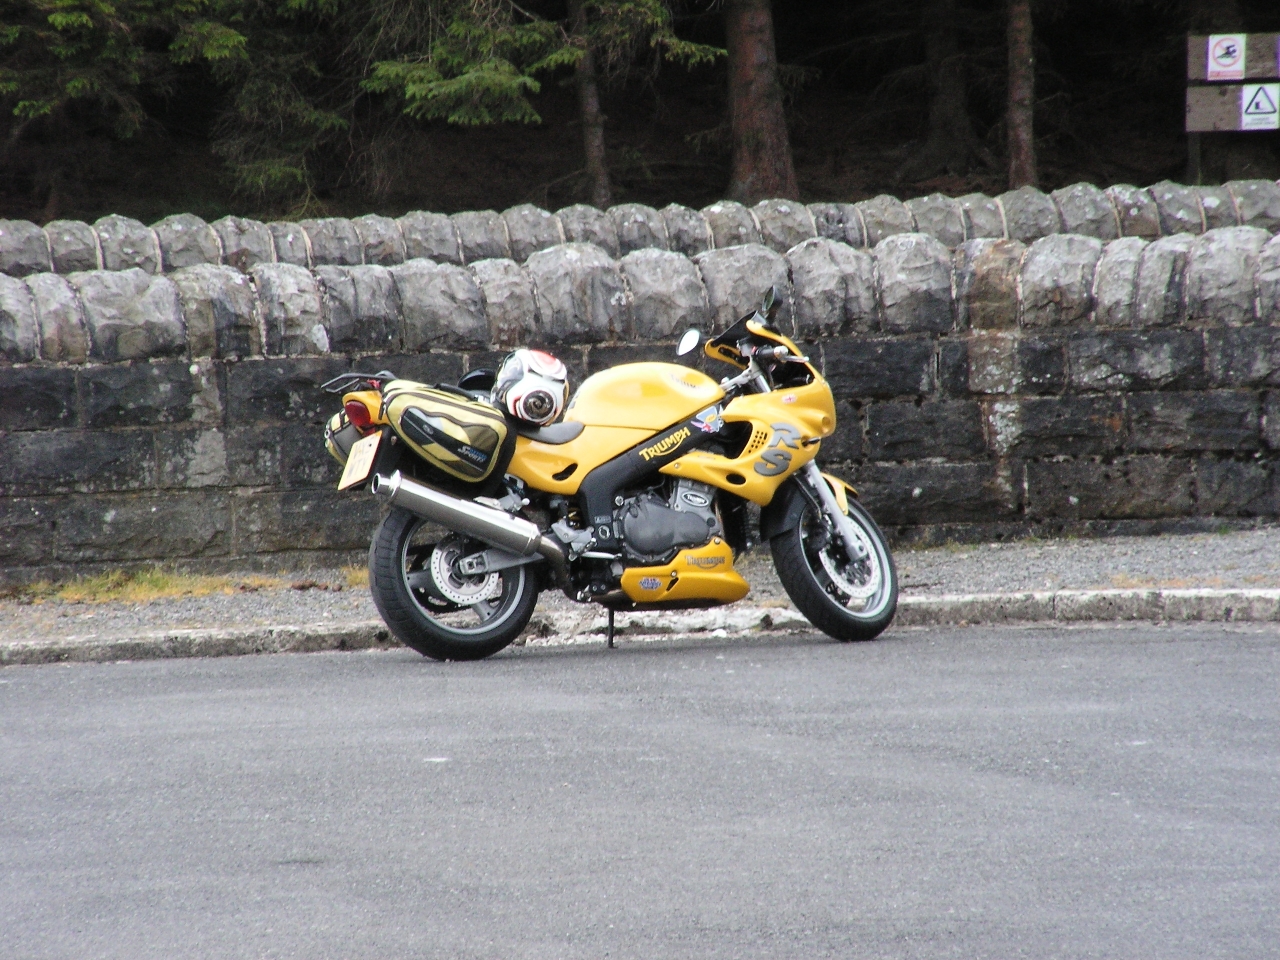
(369, 507), (540, 661)
(770, 495), (897, 642)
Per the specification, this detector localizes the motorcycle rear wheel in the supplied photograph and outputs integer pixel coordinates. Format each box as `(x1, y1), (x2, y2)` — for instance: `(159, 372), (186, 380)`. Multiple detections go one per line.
(770, 496), (897, 642)
(369, 507), (540, 661)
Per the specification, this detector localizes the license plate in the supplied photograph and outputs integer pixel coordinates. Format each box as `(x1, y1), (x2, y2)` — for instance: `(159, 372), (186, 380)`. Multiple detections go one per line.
(338, 432), (381, 490)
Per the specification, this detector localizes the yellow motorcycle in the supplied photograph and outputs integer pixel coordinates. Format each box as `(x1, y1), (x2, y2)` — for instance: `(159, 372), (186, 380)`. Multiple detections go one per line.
(323, 288), (897, 660)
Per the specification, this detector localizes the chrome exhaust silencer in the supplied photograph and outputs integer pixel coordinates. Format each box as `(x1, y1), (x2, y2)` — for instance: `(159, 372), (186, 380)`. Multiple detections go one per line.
(370, 471), (570, 588)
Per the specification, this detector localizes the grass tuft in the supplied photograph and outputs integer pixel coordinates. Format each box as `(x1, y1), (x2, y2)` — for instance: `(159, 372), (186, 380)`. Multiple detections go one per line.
(2, 568), (296, 605)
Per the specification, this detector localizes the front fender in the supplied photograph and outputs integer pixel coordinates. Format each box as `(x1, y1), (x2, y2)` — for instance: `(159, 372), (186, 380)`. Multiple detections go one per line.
(758, 472), (858, 542)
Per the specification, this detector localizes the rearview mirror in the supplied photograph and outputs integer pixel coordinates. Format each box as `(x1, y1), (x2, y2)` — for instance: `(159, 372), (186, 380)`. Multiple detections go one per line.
(760, 286), (781, 323)
(676, 328), (702, 357)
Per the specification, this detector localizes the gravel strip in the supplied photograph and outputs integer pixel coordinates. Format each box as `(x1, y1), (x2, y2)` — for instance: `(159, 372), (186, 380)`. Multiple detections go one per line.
(2, 528), (1278, 651)
(896, 526), (1280, 594)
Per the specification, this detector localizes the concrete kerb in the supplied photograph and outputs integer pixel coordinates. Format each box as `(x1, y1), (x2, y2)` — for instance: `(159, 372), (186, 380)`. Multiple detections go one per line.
(3, 588), (1279, 667)
(895, 588), (1280, 626)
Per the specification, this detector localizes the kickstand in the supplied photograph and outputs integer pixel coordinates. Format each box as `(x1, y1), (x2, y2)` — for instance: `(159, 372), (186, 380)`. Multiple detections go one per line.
(606, 608), (615, 649)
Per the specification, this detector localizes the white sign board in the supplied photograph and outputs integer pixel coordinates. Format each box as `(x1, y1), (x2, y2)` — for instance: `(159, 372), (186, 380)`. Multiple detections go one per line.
(1207, 34), (1247, 81)
(1242, 83), (1280, 130)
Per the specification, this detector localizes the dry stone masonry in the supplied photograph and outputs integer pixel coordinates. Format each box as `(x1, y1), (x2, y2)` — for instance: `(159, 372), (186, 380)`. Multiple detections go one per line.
(7, 180), (1280, 281)
(2, 180), (1280, 582)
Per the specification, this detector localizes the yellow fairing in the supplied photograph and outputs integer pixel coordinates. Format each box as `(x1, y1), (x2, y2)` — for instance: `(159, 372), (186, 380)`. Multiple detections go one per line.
(567, 362), (723, 428)
(619, 538), (749, 605)
(660, 379), (837, 505)
(507, 425), (652, 495)
(823, 473), (858, 513)
(508, 361), (725, 495)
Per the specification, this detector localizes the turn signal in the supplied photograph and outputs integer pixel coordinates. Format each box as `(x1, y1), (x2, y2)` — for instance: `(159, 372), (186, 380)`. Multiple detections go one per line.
(344, 399), (374, 431)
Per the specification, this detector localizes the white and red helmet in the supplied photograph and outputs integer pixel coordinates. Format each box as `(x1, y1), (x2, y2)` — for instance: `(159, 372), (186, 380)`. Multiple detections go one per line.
(492, 349), (569, 426)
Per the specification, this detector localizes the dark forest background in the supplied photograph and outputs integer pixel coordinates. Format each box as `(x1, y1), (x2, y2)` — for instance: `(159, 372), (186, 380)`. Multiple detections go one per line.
(3, 0), (1279, 225)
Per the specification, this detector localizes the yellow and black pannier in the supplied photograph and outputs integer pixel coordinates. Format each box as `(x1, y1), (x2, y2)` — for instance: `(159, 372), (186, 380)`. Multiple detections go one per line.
(382, 380), (515, 485)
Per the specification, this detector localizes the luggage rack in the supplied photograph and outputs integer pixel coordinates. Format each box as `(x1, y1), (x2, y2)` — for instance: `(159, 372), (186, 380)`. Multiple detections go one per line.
(321, 371), (398, 394)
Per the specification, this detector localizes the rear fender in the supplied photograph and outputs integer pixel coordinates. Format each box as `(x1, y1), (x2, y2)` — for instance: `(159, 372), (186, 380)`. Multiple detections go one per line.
(759, 472), (858, 541)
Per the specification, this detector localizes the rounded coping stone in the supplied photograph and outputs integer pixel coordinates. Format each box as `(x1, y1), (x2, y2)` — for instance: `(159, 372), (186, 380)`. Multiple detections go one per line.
(44, 220), (100, 273)
(953, 238), (1025, 331)
(1135, 233), (1196, 327)
(997, 186), (1061, 243)
(1106, 184), (1162, 239)
(0, 273), (40, 362)
(470, 258), (539, 347)
(502, 204), (564, 263)
(958, 194), (1004, 239)
(619, 248), (711, 341)
(93, 214), (160, 274)
(314, 263), (402, 353)
(24, 272), (88, 363)
(1149, 181), (1205, 236)
(1257, 234), (1280, 325)
(451, 210), (512, 263)
(351, 214), (407, 267)
(268, 222), (311, 267)
(808, 202), (865, 249)
(905, 194), (966, 248)
(1197, 185), (1240, 230)
(1091, 236), (1149, 328)
(153, 213), (222, 271)
(1182, 226), (1271, 326)
(525, 242), (631, 344)
(170, 263), (260, 359)
(660, 204), (713, 258)
(68, 268), (187, 361)
(609, 203), (669, 256)
(855, 195), (916, 246)
(210, 217), (275, 272)
(398, 211), (462, 265)
(1226, 180), (1280, 233)
(693, 243), (792, 335)
(298, 218), (364, 267)
(786, 237), (877, 338)
(0, 219), (52, 278)
(701, 201), (761, 249)
(1019, 233), (1104, 328)
(250, 262), (329, 356)
(873, 233), (954, 334)
(390, 258), (489, 349)
(1051, 183), (1120, 241)
(556, 204), (620, 259)
(752, 198), (816, 254)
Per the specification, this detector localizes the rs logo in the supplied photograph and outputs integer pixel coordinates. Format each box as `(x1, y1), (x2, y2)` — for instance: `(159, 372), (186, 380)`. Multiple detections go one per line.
(754, 423), (801, 476)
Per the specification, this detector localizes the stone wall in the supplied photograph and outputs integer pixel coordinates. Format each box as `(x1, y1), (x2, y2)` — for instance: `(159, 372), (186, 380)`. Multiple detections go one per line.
(5, 180), (1280, 283)
(2, 185), (1279, 583)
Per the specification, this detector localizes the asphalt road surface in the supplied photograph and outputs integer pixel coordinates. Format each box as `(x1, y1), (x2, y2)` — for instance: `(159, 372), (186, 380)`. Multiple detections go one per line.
(3, 625), (1278, 960)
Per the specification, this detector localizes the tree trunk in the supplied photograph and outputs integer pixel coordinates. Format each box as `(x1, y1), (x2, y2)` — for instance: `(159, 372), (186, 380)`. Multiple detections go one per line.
(569, 0), (611, 208)
(899, 0), (989, 181)
(1006, 0), (1037, 189)
(724, 0), (798, 203)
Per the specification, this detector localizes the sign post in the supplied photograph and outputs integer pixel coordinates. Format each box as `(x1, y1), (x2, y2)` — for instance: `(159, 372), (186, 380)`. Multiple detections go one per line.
(1186, 33), (1280, 182)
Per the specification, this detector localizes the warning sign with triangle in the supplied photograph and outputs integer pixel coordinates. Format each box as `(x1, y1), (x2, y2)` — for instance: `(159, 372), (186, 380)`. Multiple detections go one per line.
(1242, 83), (1280, 130)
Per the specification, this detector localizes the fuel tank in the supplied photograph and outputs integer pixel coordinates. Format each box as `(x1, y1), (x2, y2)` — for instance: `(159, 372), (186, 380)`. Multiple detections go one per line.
(566, 363), (724, 430)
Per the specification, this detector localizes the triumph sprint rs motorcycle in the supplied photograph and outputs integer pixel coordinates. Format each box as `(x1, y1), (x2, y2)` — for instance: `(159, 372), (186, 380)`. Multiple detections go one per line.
(322, 288), (897, 660)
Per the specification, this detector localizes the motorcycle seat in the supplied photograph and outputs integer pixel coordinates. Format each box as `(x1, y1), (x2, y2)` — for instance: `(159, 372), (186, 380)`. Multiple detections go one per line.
(515, 420), (586, 445)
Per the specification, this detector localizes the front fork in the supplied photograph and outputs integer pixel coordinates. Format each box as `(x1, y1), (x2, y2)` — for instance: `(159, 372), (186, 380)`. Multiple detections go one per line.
(799, 462), (870, 563)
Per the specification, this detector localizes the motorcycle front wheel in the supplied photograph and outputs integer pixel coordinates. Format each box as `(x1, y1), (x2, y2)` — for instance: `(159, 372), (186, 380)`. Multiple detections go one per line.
(770, 496), (897, 642)
(369, 507), (540, 661)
